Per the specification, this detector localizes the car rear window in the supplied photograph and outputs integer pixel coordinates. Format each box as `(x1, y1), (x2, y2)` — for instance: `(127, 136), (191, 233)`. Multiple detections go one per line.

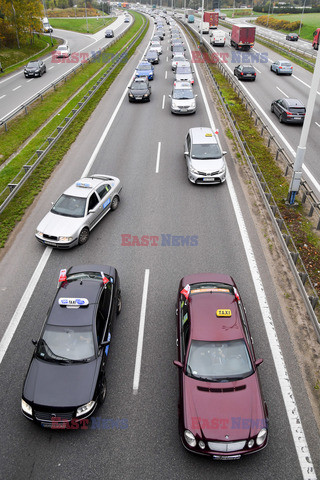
(288, 107), (305, 114)
(190, 282), (234, 295)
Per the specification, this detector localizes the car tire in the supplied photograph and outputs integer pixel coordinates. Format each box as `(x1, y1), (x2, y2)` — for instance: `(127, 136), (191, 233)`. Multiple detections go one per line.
(279, 114), (284, 123)
(78, 227), (90, 245)
(117, 292), (122, 315)
(39, 71), (42, 77)
(111, 195), (119, 211)
(276, 70), (279, 75)
(270, 66), (273, 71)
(271, 104), (274, 113)
(98, 376), (107, 405)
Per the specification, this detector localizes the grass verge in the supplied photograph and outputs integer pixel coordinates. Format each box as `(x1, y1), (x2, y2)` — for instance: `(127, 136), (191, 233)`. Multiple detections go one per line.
(49, 17), (116, 34)
(0, 11), (148, 249)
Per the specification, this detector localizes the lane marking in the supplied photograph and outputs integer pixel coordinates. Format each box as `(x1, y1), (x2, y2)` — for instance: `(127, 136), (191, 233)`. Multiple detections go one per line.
(133, 269), (150, 393)
(191, 31), (316, 480)
(48, 66), (55, 70)
(12, 85), (21, 91)
(315, 122), (320, 128)
(0, 247), (52, 364)
(165, 70), (167, 79)
(155, 141), (161, 173)
(0, 94), (5, 100)
(254, 66), (261, 74)
(276, 86), (289, 98)
(162, 94), (165, 110)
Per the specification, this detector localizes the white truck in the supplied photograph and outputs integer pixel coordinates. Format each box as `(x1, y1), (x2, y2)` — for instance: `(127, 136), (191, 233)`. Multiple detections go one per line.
(210, 29), (226, 46)
(42, 17), (53, 33)
(198, 21), (210, 34)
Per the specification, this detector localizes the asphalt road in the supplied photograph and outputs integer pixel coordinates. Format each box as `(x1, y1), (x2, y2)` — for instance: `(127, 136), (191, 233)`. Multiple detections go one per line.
(0, 14), (131, 121)
(188, 16), (320, 196)
(0, 14), (319, 480)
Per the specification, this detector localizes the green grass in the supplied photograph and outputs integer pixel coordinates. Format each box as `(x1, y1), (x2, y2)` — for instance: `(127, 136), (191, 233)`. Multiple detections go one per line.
(0, 11), (147, 248)
(49, 17), (116, 34)
(263, 12), (320, 40)
(0, 35), (59, 74)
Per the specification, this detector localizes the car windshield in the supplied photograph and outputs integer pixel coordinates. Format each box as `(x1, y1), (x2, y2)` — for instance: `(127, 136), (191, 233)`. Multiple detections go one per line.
(36, 325), (95, 362)
(51, 194), (86, 218)
(172, 89), (194, 99)
(173, 56), (185, 62)
(147, 52), (157, 57)
(191, 142), (222, 159)
(281, 62), (291, 67)
(138, 64), (151, 71)
(186, 339), (253, 381)
(132, 82), (147, 90)
(243, 67), (254, 73)
(27, 62), (39, 67)
(176, 67), (191, 74)
(58, 46), (67, 51)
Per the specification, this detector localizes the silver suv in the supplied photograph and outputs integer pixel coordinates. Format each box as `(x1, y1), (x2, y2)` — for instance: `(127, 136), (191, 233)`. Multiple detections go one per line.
(184, 127), (227, 184)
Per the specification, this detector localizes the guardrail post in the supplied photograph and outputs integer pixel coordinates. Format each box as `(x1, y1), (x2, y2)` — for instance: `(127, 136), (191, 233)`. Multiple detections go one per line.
(8, 184), (17, 192)
(276, 147), (284, 161)
(23, 165), (31, 173)
(299, 272), (308, 285)
(290, 252), (299, 264)
(36, 150), (43, 157)
(309, 296), (319, 309)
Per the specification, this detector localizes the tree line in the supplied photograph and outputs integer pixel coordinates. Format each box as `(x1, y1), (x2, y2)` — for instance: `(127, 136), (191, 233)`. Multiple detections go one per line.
(0, 0), (44, 47)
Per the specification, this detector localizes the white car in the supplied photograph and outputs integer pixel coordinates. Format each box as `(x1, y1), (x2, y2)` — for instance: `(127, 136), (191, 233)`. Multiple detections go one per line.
(55, 44), (71, 58)
(150, 41), (162, 54)
(172, 55), (190, 71)
(169, 81), (197, 115)
(35, 174), (122, 248)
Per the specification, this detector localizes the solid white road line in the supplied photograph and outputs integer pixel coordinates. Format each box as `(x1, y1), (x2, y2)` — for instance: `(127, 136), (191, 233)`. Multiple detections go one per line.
(133, 269), (150, 393)
(0, 247), (52, 364)
(156, 141), (161, 173)
(193, 32), (316, 480)
(276, 86), (289, 98)
(165, 70), (167, 79)
(162, 94), (165, 110)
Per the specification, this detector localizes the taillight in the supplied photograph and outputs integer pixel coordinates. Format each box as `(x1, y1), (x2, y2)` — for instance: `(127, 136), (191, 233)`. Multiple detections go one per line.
(240, 72), (243, 75)
(279, 66), (282, 69)
(286, 111), (293, 116)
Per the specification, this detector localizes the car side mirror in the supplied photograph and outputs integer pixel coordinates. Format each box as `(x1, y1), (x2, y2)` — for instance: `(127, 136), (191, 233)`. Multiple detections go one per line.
(222, 151), (227, 156)
(168, 94), (172, 98)
(195, 94), (198, 97)
(88, 209), (96, 214)
(173, 360), (183, 368)
(184, 151), (189, 156)
(32, 339), (37, 346)
(255, 358), (263, 367)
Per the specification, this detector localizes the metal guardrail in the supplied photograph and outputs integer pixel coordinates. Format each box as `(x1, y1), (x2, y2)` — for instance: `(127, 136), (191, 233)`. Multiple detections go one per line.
(0, 21), (133, 132)
(0, 15), (148, 214)
(181, 20), (320, 341)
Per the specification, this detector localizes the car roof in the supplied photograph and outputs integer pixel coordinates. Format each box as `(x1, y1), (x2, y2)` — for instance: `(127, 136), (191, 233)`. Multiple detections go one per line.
(285, 98), (305, 107)
(173, 81), (193, 89)
(63, 176), (106, 198)
(188, 127), (218, 144)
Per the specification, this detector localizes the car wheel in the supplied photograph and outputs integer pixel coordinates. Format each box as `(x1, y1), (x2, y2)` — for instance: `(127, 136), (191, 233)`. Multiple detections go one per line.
(78, 227), (90, 245)
(276, 70), (279, 75)
(117, 292), (122, 315)
(39, 71), (42, 77)
(111, 195), (119, 211)
(271, 104), (274, 113)
(279, 114), (284, 123)
(270, 66), (273, 71)
(98, 376), (107, 405)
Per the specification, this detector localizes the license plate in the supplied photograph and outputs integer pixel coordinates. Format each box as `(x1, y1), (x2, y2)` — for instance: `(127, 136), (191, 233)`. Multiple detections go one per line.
(213, 455), (241, 460)
(136, 96), (142, 100)
(294, 117), (301, 120)
(44, 240), (56, 246)
(203, 177), (214, 182)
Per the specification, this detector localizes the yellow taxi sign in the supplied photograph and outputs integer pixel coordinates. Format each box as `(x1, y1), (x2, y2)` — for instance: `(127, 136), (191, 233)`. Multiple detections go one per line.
(216, 309), (232, 317)
(205, 133), (212, 137)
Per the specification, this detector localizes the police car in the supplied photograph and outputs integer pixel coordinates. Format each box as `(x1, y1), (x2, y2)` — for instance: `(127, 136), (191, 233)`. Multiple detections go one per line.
(35, 174), (122, 248)
(21, 265), (121, 428)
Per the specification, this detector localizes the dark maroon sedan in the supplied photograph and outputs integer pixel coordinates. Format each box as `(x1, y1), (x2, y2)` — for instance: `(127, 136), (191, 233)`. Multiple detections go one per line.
(174, 273), (268, 459)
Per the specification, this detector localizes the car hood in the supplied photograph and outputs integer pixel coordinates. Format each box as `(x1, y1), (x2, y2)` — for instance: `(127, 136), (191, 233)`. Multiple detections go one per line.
(25, 66), (38, 71)
(37, 211), (83, 237)
(190, 157), (224, 173)
(183, 374), (266, 440)
(172, 98), (195, 107)
(130, 87), (149, 95)
(23, 357), (100, 407)
(136, 70), (152, 76)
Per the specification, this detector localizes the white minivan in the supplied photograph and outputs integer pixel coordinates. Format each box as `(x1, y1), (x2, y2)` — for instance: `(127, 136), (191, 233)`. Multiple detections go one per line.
(210, 29), (226, 46)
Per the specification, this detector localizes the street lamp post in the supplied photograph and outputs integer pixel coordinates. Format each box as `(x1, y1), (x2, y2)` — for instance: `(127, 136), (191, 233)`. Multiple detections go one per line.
(287, 47), (320, 205)
(84, 0), (89, 33)
(298, 0), (306, 37)
(199, 0), (204, 44)
(266, 0), (271, 28)
(11, 0), (20, 49)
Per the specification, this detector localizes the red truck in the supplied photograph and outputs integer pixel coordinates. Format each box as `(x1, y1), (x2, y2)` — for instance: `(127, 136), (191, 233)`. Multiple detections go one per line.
(230, 24), (255, 51)
(312, 28), (320, 50)
(203, 11), (219, 29)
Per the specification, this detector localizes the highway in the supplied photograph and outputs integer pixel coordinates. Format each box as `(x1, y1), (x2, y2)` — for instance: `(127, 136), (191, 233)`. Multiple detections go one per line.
(187, 15), (320, 196)
(0, 13), (319, 480)
(0, 14), (131, 121)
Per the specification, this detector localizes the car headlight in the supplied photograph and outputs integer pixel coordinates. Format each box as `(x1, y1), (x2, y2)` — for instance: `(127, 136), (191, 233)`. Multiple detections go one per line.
(35, 70), (40, 73)
(256, 428), (267, 446)
(58, 236), (73, 242)
(218, 164), (226, 174)
(143, 93), (149, 97)
(129, 93), (134, 97)
(21, 399), (32, 416)
(36, 230), (44, 238)
(189, 100), (196, 108)
(172, 101), (178, 108)
(248, 439), (254, 448)
(184, 429), (196, 447)
(189, 165), (199, 175)
(198, 440), (206, 449)
(76, 400), (95, 417)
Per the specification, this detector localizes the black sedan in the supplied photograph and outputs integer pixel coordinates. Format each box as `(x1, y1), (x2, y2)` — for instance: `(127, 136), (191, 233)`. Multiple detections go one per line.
(105, 29), (114, 38)
(145, 50), (159, 64)
(286, 33), (299, 41)
(234, 64), (256, 81)
(21, 265), (121, 428)
(128, 77), (151, 102)
(271, 98), (306, 124)
(24, 60), (46, 77)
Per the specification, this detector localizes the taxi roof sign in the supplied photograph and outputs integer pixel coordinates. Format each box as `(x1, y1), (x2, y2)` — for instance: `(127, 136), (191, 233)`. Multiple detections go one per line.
(205, 133), (213, 137)
(59, 298), (89, 307)
(76, 181), (92, 188)
(216, 309), (232, 317)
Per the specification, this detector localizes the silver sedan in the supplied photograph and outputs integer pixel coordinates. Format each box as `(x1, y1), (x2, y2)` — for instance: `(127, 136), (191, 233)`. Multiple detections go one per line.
(35, 174), (122, 248)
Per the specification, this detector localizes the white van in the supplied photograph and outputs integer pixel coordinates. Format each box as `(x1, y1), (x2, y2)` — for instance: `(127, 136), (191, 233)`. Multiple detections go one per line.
(210, 29), (226, 46)
(198, 21), (210, 34)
